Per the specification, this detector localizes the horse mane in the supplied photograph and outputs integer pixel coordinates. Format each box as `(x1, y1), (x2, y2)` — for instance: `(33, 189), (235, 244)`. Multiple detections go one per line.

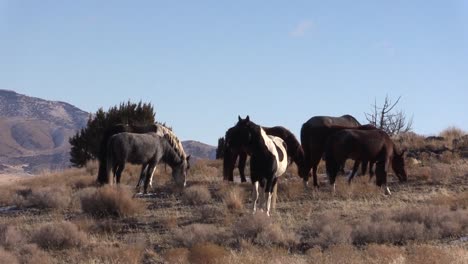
(156, 123), (187, 160)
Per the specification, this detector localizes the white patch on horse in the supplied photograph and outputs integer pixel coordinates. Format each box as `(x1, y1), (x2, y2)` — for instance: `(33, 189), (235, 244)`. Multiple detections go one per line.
(259, 128), (288, 177)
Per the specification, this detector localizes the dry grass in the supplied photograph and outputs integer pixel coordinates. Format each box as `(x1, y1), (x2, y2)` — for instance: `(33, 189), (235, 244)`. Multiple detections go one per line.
(16, 244), (53, 264)
(0, 247), (18, 264)
(183, 185), (212, 205)
(163, 247), (190, 264)
(0, 225), (24, 250)
(190, 159), (222, 182)
(188, 242), (229, 264)
(221, 185), (245, 212)
(173, 224), (226, 247)
(0, 138), (467, 263)
(234, 213), (299, 248)
(351, 206), (468, 245)
(14, 186), (71, 210)
(80, 186), (144, 218)
(31, 221), (87, 250)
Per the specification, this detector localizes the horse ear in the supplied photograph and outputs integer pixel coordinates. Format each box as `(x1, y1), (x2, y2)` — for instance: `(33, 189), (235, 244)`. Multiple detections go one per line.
(246, 115), (250, 122)
(238, 115), (242, 122)
(187, 155), (191, 161)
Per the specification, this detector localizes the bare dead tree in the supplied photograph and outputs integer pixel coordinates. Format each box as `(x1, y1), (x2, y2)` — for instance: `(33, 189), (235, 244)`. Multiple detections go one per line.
(365, 95), (413, 136)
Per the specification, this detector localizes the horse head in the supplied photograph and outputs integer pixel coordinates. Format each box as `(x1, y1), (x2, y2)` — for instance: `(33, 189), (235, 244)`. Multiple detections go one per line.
(392, 147), (407, 182)
(172, 155), (191, 188)
(230, 115), (256, 153)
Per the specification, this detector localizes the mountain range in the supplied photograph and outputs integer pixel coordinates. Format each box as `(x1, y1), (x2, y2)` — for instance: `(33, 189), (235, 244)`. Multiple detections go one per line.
(0, 89), (216, 175)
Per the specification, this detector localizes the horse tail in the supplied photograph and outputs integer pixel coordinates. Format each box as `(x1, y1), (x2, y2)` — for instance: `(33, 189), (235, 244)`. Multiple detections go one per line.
(271, 181), (278, 211)
(105, 138), (114, 185)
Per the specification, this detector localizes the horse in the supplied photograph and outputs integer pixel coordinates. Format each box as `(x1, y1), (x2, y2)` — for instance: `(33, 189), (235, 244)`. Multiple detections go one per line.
(324, 129), (407, 195)
(223, 116), (304, 182)
(299, 115), (362, 187)
(97, 123), (159, 185)
(231, 116), (288, 216)
(106, 131), (190, 194)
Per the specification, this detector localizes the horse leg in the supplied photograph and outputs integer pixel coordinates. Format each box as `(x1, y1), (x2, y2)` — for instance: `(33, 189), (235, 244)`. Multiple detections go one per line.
(265, 178), (278, 216)
(368, 162), (375, 182)
(361, 161), (368, 176)
(143, 162), (156, 194)
(115, 163), (125, 184)
(238, 152), (248, 183)
(136, 164), (148, 192)
(252, 181), (260, 214)
(348, 160), (360, 184)
(375, 160), (391, 195)
(223, 149), (236, 181)
(311, 155), (322, 188)
(147, 165), (158, 190)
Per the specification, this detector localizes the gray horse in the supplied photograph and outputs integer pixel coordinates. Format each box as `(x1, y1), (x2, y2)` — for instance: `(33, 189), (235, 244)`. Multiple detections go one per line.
(106, 131), (190, 193)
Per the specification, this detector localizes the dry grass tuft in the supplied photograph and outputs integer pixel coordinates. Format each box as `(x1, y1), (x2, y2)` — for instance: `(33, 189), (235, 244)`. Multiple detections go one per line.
(301, 212), (353, 248)
(14, 186), (71, 210)
(0, 247), (19, 264)
(352, 206), (468, 245)
(183, 185), (212, 205)
(188, 242), (229, 264)
(173, 224), (226, 247)
(200, 205), (226, 223)
(222, 185), (245, 212)
(278, 179), (304, 201)
(406, 244), (466, 264)
(87, 244), (145, 264)
(31, 221), (87, 250)
(163, 247), (190, 264)
(80, 186), (144, 218)
(234, 213), (299, 248)
(16, 244), (53, 264)
(363, 244), (404, 264)
(0, 225), (24, 250)
(439, 126), (466, 145)
(0, 187), (16, 206)
(190, 160), (222, 182)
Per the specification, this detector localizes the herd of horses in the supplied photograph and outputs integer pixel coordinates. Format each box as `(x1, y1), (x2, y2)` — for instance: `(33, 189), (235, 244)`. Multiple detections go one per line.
(97, 114), (408, 216)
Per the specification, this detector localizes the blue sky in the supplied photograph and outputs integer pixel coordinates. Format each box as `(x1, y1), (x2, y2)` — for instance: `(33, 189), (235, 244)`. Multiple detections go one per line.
(1, 1), (467, 145)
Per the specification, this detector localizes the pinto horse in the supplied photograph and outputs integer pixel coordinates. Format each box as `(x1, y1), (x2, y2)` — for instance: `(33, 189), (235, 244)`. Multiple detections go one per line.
(299, 115), (362, 187)
(324, 129), (407, 195)
(232, 116), (288, 216)
(223, 116), (304, 182)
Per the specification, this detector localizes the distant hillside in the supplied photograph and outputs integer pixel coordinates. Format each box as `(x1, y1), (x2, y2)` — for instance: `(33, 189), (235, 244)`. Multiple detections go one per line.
(182, 140), (216, 160)
(0, 90), (218, 174)
(0, 90), (88, 174)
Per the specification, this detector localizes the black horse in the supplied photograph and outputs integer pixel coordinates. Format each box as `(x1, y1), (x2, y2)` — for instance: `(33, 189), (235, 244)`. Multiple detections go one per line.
(324, 129), (407, 195)
(106, 131), (190, 194)
(223, 116), (304, 182)
(232, 116), (289, 216)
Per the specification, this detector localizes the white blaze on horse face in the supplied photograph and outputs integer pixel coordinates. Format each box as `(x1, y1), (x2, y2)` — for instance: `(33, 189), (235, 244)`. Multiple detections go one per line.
(259, 128), (288, 177)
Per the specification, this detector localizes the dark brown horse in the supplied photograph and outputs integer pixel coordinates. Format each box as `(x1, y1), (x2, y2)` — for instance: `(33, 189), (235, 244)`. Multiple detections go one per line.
(324, 129), (407, 195)
(96, 123), (158, 184)
(223, 116), (304, 182)
(299, 115), (361, 187)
